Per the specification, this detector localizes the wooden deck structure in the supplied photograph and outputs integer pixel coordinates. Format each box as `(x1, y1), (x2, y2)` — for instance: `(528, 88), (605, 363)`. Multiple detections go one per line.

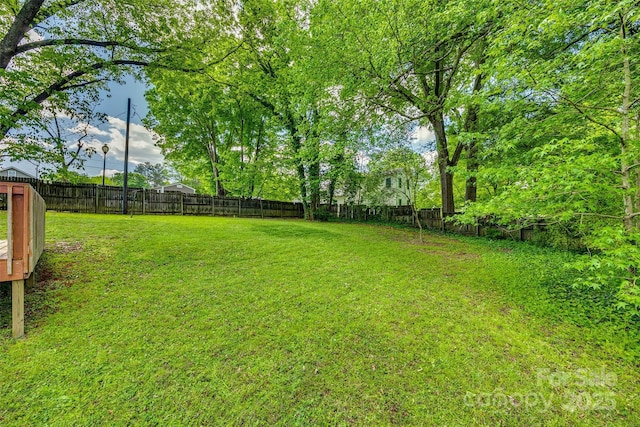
(0, 183), (46, 338)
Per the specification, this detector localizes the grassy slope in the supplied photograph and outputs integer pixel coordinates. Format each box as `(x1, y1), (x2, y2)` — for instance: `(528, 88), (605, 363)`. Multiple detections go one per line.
(0, 213), (637, 425)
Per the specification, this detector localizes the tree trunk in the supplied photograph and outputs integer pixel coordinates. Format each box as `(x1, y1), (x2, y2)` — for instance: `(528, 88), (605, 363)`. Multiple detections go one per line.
(290, 133), (309, 219)
(297, 163), (309, 218)
(439, 165), (455, 215)
(620, 14), (635, 233)
(328, 177), (336, 208)
(465, 140), (478, 203)
(0, 0), (46, 69)
(463, 66), (484, 204)
(308, 156), (320, 220)
(249, 118), (264, 198)
(212, 164), (226, 197)
(206, 140), (226, 197)
(411, 203), (424, 243)
(432, 115), (455, 214)
(283, 111), (312, 218)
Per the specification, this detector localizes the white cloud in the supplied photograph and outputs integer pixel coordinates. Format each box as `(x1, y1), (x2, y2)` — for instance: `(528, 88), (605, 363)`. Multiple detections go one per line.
(71, 115), (164, 177)
(414, 126), (435, 143)
(68, 123), (110, 138)
(86, 116), (164, 167)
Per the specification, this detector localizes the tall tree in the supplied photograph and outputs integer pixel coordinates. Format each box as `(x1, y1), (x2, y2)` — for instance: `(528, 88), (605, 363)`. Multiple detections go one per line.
(145, 65), (289, 198)
(228, 0), (327, 217)
(133, 162), (173, 188)
(314, 0), (496, 214)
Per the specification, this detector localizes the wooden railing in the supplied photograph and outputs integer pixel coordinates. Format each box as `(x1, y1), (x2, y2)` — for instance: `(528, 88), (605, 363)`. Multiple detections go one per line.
(0, 182), (46, 338)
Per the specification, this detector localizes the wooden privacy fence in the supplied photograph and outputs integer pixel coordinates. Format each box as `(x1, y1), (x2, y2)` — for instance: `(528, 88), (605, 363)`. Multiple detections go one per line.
(0, 178), (538, 241)
(327, 204), (541, 242)
(0, 177), (304, 218)
(0, 182), (46, 338)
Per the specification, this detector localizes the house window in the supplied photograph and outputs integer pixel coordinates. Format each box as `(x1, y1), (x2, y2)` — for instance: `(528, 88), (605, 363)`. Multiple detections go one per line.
(398, 199), (402, 206)
(8, 170), (16, 177)
(398, 177), (402, 188)
(385, 177), (391, 188)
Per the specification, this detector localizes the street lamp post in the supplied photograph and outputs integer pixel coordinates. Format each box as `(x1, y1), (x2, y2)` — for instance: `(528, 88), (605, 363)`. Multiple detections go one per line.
(101, 144), (109, 185)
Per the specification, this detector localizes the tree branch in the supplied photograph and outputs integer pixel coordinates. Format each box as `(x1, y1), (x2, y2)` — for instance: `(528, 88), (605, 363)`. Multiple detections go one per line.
(451, 141), (466, 165)
(14, 38), (161, 56)
(559, 94), (623, 141)
(60, 78), (108, 91)
(576, 212), (640, 220)
(34, 0), (86, 26)
(1, 59), (150, 139)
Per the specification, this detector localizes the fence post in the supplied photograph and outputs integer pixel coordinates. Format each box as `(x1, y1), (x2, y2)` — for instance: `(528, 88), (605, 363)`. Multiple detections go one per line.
(142, 188), (146, 215)
(212, 195), (216, 217)
(94, 185), (98, 214)
(238, 197), (242, 217)
(260, 199), (264, 219)
(180, 193), (184, 215)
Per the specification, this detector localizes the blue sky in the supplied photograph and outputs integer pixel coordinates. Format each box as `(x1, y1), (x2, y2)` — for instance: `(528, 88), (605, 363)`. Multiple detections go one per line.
(6, 74), (163, 178)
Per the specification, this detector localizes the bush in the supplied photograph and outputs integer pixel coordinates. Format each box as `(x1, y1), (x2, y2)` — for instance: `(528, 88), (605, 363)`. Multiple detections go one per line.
(313, 206), (331, 221)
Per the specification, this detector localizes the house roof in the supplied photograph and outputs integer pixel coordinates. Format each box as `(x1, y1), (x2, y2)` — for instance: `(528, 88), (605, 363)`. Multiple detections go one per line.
(0, 166), (36, 178)
(152, 182), (196, 191)
(381, 168), (405, 176)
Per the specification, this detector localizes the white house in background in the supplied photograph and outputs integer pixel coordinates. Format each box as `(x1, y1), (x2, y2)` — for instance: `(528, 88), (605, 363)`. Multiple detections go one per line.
(332, 189), (359, 207)
(378, 170), (410, 206)
(0, 166), (36, 179)
(330, 170), (410, 207)
(153, 182), (196, 194)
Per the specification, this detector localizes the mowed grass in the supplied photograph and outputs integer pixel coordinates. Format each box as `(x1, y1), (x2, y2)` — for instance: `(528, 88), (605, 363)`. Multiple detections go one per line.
(0, 213), (638, 425)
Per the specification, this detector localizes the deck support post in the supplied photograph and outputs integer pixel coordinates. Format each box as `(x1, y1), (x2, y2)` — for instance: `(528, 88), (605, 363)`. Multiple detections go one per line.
(12, 279), (24, 338)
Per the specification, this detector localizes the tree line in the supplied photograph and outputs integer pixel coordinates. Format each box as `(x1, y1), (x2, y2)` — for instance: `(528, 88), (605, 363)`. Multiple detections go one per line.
(1, 0), (639, 309)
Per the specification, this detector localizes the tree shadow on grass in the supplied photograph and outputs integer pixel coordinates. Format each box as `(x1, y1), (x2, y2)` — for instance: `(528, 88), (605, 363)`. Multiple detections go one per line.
(250, 223), (340, 240)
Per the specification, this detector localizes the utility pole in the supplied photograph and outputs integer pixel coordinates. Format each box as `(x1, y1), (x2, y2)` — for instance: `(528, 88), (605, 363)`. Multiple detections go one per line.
(123, 98), (131, 214)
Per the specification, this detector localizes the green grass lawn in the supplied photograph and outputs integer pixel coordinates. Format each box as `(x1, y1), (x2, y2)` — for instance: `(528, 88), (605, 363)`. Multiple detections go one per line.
(0, 213), (638, 425)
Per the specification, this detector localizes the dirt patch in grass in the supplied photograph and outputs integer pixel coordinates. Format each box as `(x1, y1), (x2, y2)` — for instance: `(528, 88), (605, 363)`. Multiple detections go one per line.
(0, 254), (75, 338)
(453, 251), (480, 259)
(47, 241), (83, 254)
(24, 257), (62, 321)
(414, 243), (480, 260)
